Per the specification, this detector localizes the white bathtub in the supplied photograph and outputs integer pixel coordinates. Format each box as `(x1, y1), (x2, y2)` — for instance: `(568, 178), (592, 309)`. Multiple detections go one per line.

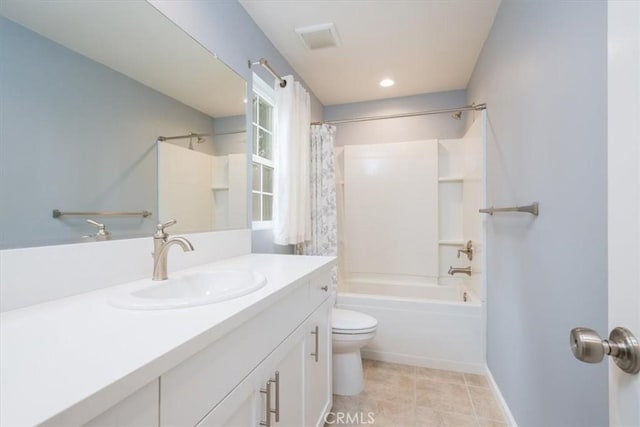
(336, 283), (486, 374)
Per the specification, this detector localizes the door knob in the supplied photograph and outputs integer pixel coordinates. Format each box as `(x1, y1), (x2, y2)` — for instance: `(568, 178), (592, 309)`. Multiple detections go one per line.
(570, 327), (640, 374)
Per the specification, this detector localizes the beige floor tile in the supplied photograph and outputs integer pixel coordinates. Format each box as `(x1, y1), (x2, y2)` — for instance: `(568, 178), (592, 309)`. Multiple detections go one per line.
(415, 406), (477, 427)
(376, 398), (415, 418)
(364, 359), (416, 378)
(464, 373), (489, 388)
(369, 413), (416, 427)
(333, 394), (379, 413)
(477, 419), (507, 427)
(338, 361), (507, 427)
(416, 379), (475, 416)
(365, 371), (415, 389)
(416, 367), (466, 385)
(362, 379), (415, 405)
(468, 386), (505, 421)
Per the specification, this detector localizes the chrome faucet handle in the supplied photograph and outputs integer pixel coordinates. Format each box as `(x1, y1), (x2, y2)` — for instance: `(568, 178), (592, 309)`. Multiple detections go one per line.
(86, 219), (111, 241)
(457, 240), (473, 261)
(154, 219), (177, 239)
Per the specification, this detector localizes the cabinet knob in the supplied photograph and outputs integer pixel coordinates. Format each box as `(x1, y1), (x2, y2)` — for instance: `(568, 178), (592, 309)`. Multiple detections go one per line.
(321, 285), (329, 292)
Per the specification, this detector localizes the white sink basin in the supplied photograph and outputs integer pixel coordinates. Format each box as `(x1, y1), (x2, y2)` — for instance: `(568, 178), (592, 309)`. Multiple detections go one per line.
(110, 270), (267, 310)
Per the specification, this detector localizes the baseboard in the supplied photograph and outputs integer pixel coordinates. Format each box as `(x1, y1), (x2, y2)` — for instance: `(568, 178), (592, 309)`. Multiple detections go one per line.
(361, 349), (485, 374)
(485, 366), (518, 427)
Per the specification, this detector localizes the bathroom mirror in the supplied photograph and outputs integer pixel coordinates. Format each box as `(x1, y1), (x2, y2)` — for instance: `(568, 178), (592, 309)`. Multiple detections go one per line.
(0, 1), (248, 249)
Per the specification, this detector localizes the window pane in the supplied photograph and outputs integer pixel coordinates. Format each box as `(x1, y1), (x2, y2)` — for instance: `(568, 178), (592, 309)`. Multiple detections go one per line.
(262, 195), (273, 221)
(252, 163), (261, 191)
(252, 193), (261, 221)
(258, 129), (272, 160)
(263, 166), (273, 193)
(258, 98), (271, 130)
(252, 125), (258, 156)
(252, 96), (258, 124)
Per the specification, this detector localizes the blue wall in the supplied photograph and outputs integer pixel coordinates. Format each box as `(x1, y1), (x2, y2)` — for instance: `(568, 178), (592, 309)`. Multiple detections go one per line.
(0, 17), (217, 248)
(466, 1), (608, 425)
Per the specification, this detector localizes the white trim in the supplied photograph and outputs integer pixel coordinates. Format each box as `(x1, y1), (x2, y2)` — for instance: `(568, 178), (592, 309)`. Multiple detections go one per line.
(485, 366), (518, 427)
(607, 3), (640, 424)
(252, 154), (274, 168)
(252, 72), (275, 104)
(251, 74), (276, 227)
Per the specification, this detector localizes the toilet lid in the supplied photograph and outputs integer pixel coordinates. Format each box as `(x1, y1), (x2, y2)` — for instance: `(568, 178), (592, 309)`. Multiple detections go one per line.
(332, 308), (377, 333)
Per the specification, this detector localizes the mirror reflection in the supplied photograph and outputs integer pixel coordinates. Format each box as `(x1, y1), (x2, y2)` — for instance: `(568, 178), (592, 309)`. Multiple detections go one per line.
(0, 1), (248, 249)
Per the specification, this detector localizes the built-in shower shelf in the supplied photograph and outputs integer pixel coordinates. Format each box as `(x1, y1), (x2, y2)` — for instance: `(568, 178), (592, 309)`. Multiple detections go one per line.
(438, 176), (465, 183)
(211, 186), (229, 190)
(438, 240), (466, 246)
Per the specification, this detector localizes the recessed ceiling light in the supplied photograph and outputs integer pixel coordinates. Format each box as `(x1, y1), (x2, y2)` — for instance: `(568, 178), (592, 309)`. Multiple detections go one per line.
(379, 78), (394, 88)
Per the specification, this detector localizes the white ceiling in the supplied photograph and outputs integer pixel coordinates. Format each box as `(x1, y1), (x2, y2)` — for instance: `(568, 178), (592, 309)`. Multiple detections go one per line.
(239, 0), (501, 106)
(0, 1), (246, 118)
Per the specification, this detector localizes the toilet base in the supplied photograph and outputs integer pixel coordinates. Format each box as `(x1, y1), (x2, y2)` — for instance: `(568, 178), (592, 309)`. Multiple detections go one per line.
(332, 350), (365, 396)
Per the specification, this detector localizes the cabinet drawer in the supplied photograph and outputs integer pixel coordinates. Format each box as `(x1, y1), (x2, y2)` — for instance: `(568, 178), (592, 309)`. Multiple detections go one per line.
(160, 282), (310, 426)
(309, 268), (332, 309)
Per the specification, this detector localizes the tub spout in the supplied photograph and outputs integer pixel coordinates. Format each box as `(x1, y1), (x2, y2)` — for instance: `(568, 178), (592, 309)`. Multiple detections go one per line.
(448, 266), (472, 276)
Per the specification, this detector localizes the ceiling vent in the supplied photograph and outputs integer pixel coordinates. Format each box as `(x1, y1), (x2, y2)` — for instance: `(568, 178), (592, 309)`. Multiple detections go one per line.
(295, 23), (341, 51)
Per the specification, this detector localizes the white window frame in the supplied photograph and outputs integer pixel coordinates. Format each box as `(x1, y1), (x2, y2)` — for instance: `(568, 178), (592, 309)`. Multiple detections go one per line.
(252, 73), (275, 230)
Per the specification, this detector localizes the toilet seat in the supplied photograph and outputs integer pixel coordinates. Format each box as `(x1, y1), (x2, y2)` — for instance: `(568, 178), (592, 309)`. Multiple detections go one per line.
(332, 308), (377, 334)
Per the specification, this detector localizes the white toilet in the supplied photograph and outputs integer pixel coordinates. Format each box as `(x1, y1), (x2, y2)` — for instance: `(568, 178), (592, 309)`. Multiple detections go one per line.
(332, 308), (378, 396)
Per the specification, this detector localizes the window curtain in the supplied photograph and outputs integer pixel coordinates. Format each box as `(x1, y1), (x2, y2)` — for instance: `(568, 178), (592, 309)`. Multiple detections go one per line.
(273, 75), (311, 245)
(298, 124), (338, 288)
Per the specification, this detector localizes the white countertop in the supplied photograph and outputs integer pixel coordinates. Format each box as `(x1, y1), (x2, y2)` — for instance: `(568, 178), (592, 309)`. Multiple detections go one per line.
(0, 253), (335, 426)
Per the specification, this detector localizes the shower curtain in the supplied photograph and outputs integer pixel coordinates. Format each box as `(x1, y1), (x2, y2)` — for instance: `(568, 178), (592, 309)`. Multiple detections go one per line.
(299, 124), (338, 287)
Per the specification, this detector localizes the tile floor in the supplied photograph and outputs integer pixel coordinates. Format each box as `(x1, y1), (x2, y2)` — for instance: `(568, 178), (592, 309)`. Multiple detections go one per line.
(329, 360), (507, 427)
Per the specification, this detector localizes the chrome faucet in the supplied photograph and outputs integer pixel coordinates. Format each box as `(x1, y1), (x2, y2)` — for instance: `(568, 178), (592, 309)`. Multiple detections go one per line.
(152, 220), (194, 281)
(448, 266), (472, 276)
(86, 219), (111, 241)
(457, 240), (473, 261)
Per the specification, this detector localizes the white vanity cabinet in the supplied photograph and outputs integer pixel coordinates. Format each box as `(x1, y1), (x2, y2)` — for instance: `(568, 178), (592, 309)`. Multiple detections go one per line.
(0, 255), (335, 427)
(198, 298), (332, 427)
(160, 268), (334, 427)
(304, 301), (333, 427)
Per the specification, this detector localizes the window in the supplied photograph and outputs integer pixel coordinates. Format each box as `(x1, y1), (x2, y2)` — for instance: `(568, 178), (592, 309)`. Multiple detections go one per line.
(252, 75), (275, 229)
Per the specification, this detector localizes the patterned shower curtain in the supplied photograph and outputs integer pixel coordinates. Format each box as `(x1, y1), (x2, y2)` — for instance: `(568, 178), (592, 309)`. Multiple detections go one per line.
(298, 124), (338, 288)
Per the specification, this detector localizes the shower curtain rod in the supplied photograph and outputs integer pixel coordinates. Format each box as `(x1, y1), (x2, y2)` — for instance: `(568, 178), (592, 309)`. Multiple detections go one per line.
(157, 132), (209, 141)
(311, 103), (486, 126)
(249, 58), (287, 88)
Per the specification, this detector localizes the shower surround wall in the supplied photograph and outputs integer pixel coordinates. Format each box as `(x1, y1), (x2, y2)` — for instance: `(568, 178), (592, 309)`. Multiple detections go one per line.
(343, 140), (439, 287)
(334, 103), (485, 372)
(338, 124), (484, 297)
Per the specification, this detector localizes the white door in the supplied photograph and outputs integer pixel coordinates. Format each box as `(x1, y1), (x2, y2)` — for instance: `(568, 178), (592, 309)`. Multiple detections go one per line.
(608, 1), (640, 425)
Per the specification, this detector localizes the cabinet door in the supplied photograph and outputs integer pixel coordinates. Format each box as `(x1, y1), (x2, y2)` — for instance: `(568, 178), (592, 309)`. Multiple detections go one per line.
(304, 300), (333, 427)
(198, 318), (307, 427)
(262, 326), (306, 427)
(197, 370), (259, 427)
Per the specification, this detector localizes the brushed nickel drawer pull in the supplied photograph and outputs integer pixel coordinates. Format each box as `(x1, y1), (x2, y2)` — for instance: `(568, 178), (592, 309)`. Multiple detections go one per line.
(311, 326), (319, 362)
